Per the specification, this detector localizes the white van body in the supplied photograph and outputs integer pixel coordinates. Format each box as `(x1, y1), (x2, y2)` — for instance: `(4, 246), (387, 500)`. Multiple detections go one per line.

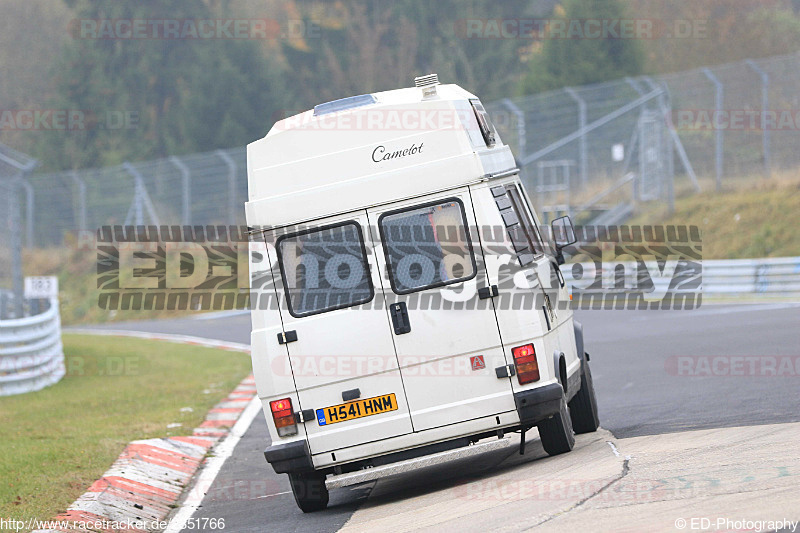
(246, 76), (599, 512)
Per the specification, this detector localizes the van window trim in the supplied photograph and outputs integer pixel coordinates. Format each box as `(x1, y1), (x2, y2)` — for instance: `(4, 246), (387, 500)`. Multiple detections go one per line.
(512, 182), (559, 260)
(275, 220), (375, 318)
(492, 182), (545, 267)
(512, 182), (548, 245)
(469, 99), (497, 148)
(505, 183), (546, 259)
(377, 196), (478, 296)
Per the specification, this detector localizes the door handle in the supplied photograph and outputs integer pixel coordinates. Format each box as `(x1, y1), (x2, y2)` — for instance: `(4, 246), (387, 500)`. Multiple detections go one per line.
(390, 302), (411, 335)
(478, 285), (499, 299)
(277, 330), (298, 344)
(342, 388), (361, 402)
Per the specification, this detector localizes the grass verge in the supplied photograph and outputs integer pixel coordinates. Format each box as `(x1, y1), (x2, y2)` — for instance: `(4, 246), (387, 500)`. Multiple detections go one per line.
(0, 334), (251, 524)
(628, 174), (800, 259)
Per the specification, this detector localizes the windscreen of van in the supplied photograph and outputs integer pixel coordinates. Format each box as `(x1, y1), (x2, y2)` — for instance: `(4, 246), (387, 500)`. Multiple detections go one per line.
(379, 199), (476, 294)
(276, 222), (374, 317)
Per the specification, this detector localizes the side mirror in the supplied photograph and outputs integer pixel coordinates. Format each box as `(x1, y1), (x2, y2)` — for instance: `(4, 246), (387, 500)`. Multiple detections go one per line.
(551, 215), (577, 265)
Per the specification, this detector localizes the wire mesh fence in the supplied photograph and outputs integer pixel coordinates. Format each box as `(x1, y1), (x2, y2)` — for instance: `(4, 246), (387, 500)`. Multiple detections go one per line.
(489, 75), (677, 223)
(30, 147), (248, 248)
(488, 51), (800, 223)
(659, 52), (800, 181)
(0, 143), (37, 308)
(6, 51), (800, 252)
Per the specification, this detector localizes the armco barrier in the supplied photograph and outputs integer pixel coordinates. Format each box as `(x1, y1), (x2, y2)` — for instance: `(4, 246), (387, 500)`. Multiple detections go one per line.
(702, 257), (800, 297)
(0, 296), (65, 396)
(561, 256), (800, 301)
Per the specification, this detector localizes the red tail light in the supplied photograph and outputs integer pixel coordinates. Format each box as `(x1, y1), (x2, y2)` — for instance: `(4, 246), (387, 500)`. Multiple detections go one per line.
(270, 398), (298, 437)
(512, 344), (540, 385)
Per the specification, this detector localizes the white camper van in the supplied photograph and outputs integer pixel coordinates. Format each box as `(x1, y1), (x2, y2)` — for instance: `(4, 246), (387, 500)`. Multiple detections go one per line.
(246, 75), (599, 512)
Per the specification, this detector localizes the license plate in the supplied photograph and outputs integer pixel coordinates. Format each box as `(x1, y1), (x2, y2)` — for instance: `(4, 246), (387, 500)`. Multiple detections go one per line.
(316, 393), (398, 426)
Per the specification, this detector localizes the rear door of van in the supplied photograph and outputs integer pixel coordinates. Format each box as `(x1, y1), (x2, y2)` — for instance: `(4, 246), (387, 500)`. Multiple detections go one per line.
(266, 211), (413, 455)
(366, 187), (517, 432)
(471, 179), (562, 389)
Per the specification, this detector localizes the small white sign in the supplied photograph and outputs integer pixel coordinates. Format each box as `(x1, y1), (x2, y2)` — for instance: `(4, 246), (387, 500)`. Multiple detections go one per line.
(24, 276), (59, 299)
(612, 143), (625, 162)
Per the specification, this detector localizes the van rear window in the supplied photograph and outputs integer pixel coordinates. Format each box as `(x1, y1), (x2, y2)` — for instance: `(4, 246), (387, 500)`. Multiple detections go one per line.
(379, 199), (477, 294)
(276, 222), (373, 317)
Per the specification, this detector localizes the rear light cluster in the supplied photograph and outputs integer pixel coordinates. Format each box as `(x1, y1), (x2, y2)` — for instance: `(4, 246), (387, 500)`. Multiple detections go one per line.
(270, 398), (298, 437)
(512, 343), (540, 385)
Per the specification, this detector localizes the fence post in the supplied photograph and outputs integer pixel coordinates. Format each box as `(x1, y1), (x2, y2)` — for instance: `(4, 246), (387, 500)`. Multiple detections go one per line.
(564, 87), (588, 186)
(745, 59), (771, 178)
(642, 77), (699, 194)
(169, 156), (192, 226)
(9, 179), (24, 317)
(122, 162), (161, 227)
(70, 171), (87, 234)
(216, 150), (237, 226)
(657, 88), (675, 214)
(19, 178), (34, 248)
(625, 77), (644, 96)
(500, 98), (526, 162)
(702, 68), (724, 191)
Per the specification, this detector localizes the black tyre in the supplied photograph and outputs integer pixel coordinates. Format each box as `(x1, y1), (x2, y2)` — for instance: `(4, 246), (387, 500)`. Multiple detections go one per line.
(569, 357), (600, 434)
(288, 472), (329, 512)
(537, 395), (575, 456)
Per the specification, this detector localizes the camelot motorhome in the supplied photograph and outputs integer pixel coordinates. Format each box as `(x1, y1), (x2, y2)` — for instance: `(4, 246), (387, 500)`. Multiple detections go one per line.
(246, 74), (599, 512)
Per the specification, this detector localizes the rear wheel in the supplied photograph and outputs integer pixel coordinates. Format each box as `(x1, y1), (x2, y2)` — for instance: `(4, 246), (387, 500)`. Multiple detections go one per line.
(537, 395), (575, 456)
(288, 472), (329, 512)
(569, 357), (600, 434)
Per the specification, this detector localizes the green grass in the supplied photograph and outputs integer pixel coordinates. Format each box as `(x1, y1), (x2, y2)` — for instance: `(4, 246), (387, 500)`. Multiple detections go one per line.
(0, 334), (251, 525)
(628, 177), (800, 259)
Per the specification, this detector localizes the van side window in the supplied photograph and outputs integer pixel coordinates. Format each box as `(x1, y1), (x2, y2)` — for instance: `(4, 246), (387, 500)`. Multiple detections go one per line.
(492, 184), (544, 266)
(276, 222), (374, 317)
(379, 199), (477, 294)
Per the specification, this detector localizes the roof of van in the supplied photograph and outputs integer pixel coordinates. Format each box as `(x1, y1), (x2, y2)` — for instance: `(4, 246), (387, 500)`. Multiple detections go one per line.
(246, 81), (516, 229)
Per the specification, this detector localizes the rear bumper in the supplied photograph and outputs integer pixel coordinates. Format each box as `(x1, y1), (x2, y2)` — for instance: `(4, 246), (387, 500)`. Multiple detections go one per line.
(264, 440), (314, 474)
(265, 384), (564, 475)
(514, 383), (563, 425)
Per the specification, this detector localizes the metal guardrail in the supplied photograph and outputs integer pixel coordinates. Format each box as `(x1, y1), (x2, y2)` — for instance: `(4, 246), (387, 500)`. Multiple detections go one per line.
(702, 257), (800, 298)
(0, 296), (65, 396)
(562, 256), (800, 301)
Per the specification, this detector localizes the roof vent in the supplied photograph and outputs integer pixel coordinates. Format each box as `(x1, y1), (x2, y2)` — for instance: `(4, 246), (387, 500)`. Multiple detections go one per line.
(313, 94), (377, 116)
(414, 73), (439, 87)
(414, 74), (440, 99)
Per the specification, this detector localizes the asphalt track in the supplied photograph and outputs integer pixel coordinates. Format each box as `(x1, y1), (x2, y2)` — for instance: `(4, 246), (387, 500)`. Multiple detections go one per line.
(81, 303), (800, 532)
